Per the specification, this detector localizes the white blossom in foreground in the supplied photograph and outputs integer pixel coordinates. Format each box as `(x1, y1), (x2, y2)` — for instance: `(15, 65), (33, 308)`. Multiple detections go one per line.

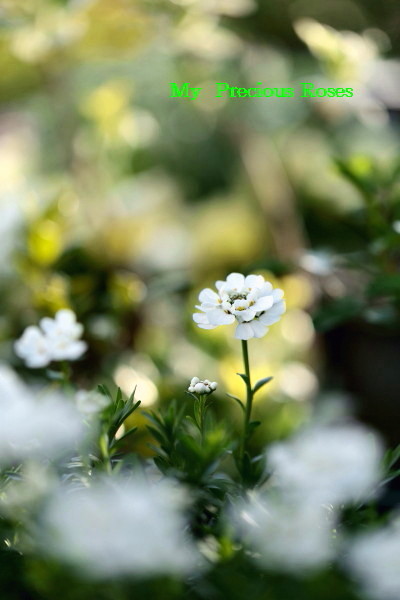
(14, 309), (87, 368)
(267, 424), (383, 505)
(75, 390), (110, 416)
(39, 476), (203, 578)
(346, 521), (400, 600)
(188, 377), (218, 395)
(0, 365), (84, 464)
(233, 493), (336, 573)
(193, 272), (285, 340)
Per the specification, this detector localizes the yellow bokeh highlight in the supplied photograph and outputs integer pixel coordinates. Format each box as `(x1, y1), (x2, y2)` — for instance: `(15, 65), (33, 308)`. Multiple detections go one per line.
(28, 219), (63, 266)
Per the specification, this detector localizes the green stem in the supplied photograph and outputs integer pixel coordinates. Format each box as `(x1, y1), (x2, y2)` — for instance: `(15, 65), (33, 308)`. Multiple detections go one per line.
(240, 340), (253, 462)
(199, 396), (208, 446)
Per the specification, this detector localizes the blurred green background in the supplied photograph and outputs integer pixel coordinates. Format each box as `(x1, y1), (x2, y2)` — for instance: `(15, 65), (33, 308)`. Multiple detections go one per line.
(1, 0), (400, 449)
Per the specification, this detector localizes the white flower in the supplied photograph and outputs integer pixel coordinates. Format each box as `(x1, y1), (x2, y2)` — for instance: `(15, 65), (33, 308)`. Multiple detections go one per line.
(75, 390), (110, 416)
(40, 309), (87, 361)
(346, 521), (400, 600)
(0, 364), (84, 464)
(14, 326), (51, 368)
(14, 309), (87, 368)
(188, 377), (218, 394)
(193, 272), (285, 340)
(233, 492), (336, 573)
(39, 476), (203, 578)
(267, 424), (383, 505)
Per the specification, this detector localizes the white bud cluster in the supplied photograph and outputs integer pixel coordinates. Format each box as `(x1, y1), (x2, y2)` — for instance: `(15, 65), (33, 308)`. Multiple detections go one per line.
(188, 377), (218, 395)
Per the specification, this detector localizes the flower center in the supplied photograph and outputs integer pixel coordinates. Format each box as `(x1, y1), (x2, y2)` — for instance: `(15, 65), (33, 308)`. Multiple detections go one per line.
(228, 292), (248, 302)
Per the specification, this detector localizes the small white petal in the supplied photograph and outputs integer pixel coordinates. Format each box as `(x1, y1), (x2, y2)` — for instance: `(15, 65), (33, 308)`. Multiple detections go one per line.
(271, 289), (284, 301)
(259, 282), (273, 296)
(194, 383), (207, 394)
(250, 321), (268, 338)
(55, 309), (76, 326)
(198, 288), (219, 304)
(244, 274), (264, 288)
(235, 323), (254, 340)
(193, 313), (208, 324)
(191, 377), (200, 385)
(206, 310), (235, 326)
(226, 273), (245, 289)
(259, 300), (286, 325)
(253, 296), (274, 312)
(239, 308), (257, 322)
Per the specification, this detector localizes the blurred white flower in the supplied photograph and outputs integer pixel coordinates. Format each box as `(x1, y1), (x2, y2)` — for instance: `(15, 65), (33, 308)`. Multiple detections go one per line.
(15, 309), (87, 368)
(268, 424), (383, 505)
(39, 476), (203, 578)
(347, 520), (400, 600)
(193, 273), (285, 340)
(14, 326), (51, 368)
(0, 365), (84, 464)
(234, 492), (336, 573)
(40, 309), (87, 361)
(75, 390), (110, 416)
(0, 462), (56, 514)
(188, 377), (217, 394)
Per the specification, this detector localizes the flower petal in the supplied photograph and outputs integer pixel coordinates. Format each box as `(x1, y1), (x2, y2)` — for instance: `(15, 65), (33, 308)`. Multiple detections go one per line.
(206, 309), (235, 326)
(253, 295), (274, 312)
(55, 309), (76, 326)
(250, 321), (268, 338)
(193, 313), (208, 324)
(226, 273), (245, 289)
(245, 274), (264, 289)
(271, 289), (284, 301)
(240, 308), (257, 322)
(193, 313), (217, 329)
(234, 323), (254, 340)
(259, 282), (273, 296)
(259, 300), (286, 325)
(198, 288), (219, 304)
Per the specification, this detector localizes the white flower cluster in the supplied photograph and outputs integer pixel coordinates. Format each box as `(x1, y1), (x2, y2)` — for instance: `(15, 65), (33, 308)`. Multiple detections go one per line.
(267, 424), (383, 505)
(0, 365), (84, 464)
(235, 494), (336, 573)
(39, 476), (203, 578)
(233, 423), (383, 575)
(188, 376), (217, 395)
(193, 272), (285, 340)
(347, 521), (400, 600)
(14, 309), (87, 368)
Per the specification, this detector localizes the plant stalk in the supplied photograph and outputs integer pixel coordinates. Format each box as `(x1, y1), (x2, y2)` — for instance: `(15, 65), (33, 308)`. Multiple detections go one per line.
(240, 339), (253, 464)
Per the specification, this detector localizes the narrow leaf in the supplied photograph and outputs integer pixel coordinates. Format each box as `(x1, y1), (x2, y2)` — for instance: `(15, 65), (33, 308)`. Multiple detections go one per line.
(226, 393), (245, 412)
(253, 376), (273, 394)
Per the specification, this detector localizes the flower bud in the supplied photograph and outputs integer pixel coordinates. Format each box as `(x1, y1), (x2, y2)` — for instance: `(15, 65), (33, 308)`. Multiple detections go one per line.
(194, 382), (207, 394)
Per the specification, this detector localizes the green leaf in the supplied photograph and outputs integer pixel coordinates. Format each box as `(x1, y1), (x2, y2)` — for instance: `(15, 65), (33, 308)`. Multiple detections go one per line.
(253, 377), (273, 394)
(111, 426), (138, 446)
(226, 393), (245, 412)
(236, 373), (249, 385)
(97, 384), (113, 400)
